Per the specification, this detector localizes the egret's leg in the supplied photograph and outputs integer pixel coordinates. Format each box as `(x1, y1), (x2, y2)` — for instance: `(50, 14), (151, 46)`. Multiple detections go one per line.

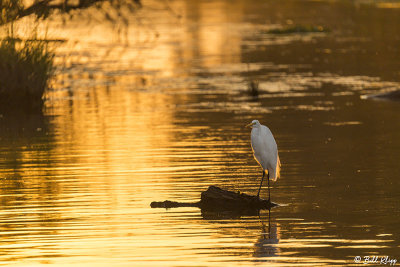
(267, 172), (271, 202)
(257, 171), (265, 198)
(268, 207), (271, 239)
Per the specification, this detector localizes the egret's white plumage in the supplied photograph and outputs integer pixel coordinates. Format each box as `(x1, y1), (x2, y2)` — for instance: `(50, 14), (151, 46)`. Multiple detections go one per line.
(246, 120), (281, 199)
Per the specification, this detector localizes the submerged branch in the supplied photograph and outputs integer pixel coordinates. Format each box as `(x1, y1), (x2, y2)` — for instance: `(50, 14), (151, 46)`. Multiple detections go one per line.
(151, 186), (277, 212)
(150, 201), (200, 208)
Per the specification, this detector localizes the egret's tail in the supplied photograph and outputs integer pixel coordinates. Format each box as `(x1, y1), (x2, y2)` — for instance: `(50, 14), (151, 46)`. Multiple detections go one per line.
(271, 154), (281, 182)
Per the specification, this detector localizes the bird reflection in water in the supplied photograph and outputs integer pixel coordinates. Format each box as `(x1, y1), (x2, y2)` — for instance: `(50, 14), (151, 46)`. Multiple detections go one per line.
(253, 209), (280, 259)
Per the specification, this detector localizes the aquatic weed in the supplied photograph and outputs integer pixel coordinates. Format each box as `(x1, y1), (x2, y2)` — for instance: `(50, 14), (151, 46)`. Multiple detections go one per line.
(0, 36), (54, 113)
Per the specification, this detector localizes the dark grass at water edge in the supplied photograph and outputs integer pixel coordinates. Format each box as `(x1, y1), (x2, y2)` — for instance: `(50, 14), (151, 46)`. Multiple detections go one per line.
(0, 37), (55, 114)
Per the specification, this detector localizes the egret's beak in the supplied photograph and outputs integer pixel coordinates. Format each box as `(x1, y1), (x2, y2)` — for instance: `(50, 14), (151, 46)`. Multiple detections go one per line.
(245, 122), (253, 128)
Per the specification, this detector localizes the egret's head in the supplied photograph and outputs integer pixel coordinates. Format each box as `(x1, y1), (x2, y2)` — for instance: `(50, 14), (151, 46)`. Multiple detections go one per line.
(246, 120), (260, 128)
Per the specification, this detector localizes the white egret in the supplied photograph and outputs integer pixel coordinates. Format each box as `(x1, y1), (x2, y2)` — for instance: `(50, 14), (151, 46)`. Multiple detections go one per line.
(246, 120), (281, 201)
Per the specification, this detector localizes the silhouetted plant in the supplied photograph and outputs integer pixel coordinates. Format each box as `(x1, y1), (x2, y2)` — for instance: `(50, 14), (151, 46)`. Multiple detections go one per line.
(0, 37), (54, 112)
(0, 0), (141, 113)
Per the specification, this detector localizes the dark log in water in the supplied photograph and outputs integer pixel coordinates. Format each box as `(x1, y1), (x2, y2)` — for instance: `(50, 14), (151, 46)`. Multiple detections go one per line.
(150, 200), (200, 208)
(150, 186), (277, 211)
(362, 90), (400, 101)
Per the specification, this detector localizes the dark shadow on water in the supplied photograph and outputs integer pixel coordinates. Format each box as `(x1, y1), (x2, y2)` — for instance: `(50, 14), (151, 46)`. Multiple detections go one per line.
(0, 111), (53, 200)
(201, 208), (264, 220)
(253, 209), (280, 259)
(0, 112), (70, 261)
(0, 112), (49, 136)
(200, 207), (280, 259)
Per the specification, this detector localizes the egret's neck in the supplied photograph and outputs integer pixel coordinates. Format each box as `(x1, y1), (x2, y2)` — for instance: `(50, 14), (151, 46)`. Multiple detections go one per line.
(251, 126), (260, 133)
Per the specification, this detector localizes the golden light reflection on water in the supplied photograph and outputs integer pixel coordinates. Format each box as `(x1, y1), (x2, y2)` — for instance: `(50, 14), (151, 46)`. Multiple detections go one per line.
(1, 0), (400, 266)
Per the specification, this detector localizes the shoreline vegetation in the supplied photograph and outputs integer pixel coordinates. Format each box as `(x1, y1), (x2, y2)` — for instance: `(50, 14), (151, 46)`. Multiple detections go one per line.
(0, 0), (142, 114)
(0, 36), (54, 113)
